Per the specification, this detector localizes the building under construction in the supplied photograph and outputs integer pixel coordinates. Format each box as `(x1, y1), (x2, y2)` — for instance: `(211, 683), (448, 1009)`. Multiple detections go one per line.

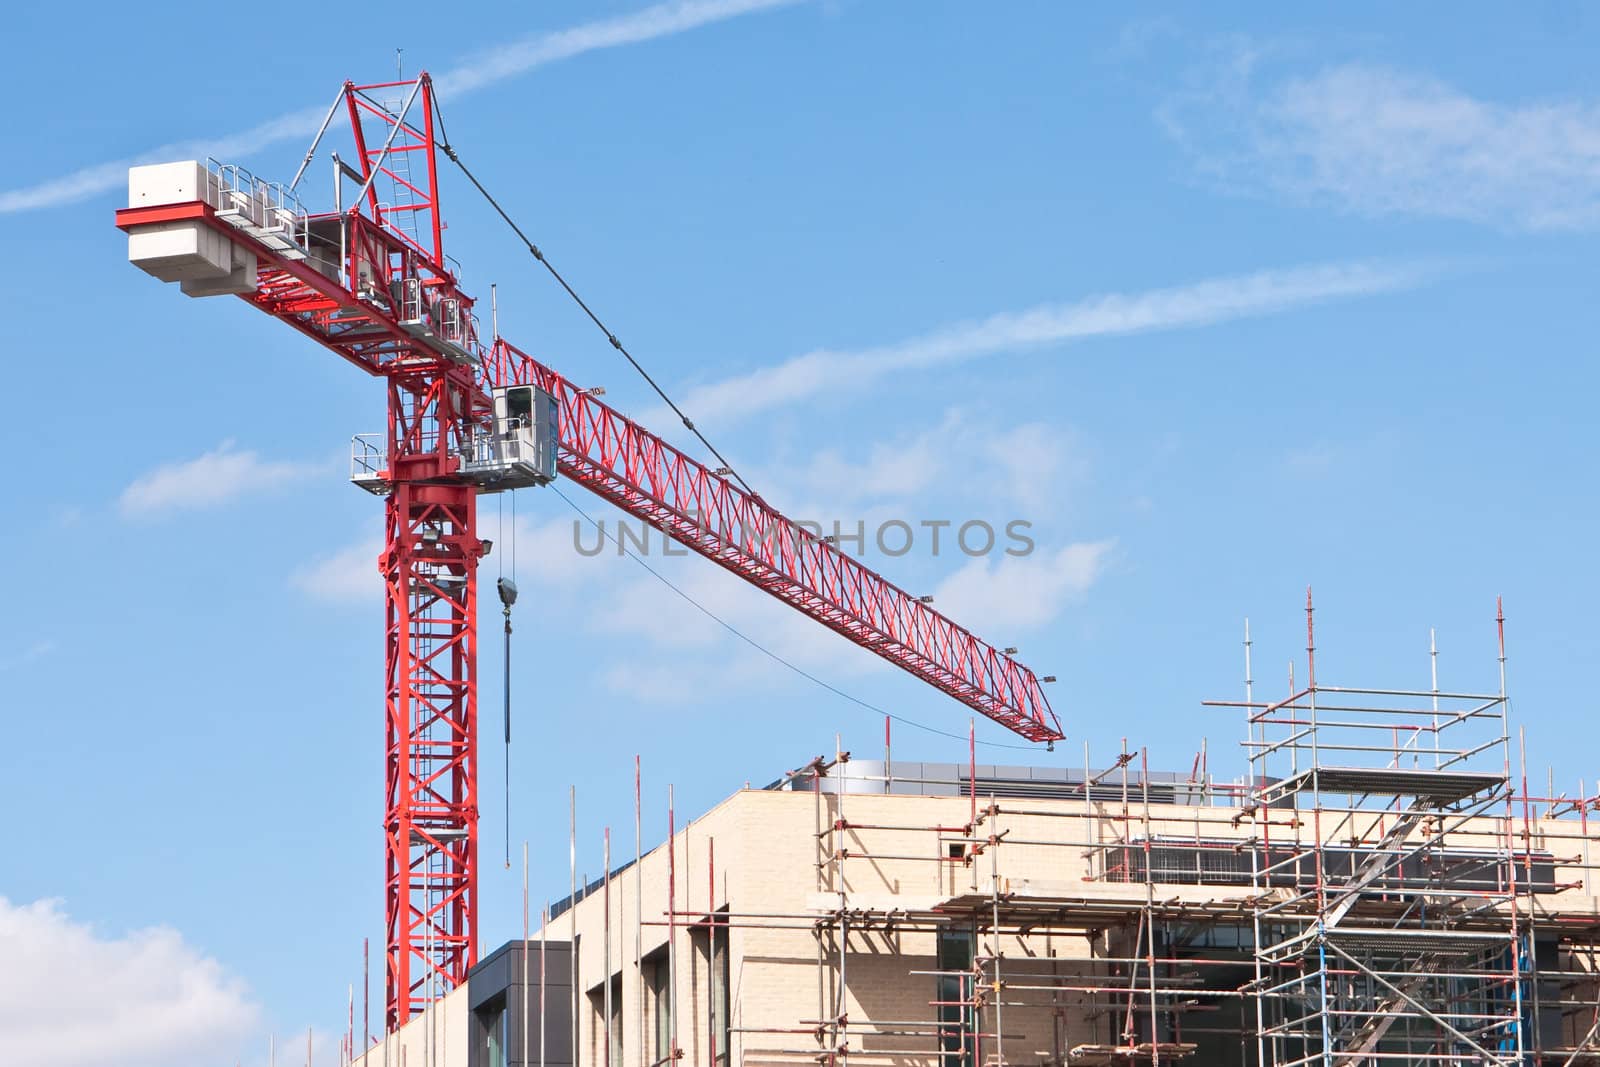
(357, 601), (1600, 1067)
(105, 67), (1600, 1067)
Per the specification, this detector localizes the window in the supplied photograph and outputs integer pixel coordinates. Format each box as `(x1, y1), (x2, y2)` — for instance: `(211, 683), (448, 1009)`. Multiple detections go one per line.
(644, 947), (672, 1065)
(692, 909), (732, 1067)
(712, 929), (730, 1067)
(476, 994), (509, 1067)
(587, 974), (623, 1067)
(508, 386), (534, 424)
(611, 974), (625, 1066)
(937, 927), (975, 1067)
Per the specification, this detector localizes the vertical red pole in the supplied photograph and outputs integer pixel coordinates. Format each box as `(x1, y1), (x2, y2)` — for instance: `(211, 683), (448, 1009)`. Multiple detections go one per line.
(420, 77), (444, 264)
(668, 786), (677, 1064)
(1305, 586), (1316, 690)
(969, 719), (977, 831)
(604, 827), (612, 1067)
(344, 83), (380, 220)
(883, 716), (891, 784)
(708, 837), (717, 1067)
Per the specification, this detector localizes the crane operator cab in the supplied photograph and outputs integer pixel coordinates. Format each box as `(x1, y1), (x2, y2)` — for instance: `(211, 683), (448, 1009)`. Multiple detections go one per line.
(460, 384), (560, 489)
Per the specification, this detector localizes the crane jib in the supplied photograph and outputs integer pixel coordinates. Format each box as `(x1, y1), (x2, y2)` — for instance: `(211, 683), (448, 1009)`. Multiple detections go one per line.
(516, 343), (1063, 743)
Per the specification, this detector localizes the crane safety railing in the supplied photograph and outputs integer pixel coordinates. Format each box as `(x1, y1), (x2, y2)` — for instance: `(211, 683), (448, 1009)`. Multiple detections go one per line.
(351, 434), (387, 486)
(207, 159), (310, 258)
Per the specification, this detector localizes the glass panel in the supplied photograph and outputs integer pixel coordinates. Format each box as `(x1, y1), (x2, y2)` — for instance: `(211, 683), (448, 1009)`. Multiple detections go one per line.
(648, 956), (671, 1064)
(485, 1002), (508, 1067)
(611, 979), (624, 1065)
(508, 387), (533, 421)
(937, 928), (975, 1067)
(712, 913), (731, 1067)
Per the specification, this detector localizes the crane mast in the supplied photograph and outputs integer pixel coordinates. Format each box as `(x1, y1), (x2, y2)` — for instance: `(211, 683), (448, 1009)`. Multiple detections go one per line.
(114, 73), (1063, 1031)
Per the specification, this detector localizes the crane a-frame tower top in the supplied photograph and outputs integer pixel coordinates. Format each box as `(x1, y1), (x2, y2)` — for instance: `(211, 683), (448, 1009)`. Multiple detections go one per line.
(114, 74), (1063, 1031)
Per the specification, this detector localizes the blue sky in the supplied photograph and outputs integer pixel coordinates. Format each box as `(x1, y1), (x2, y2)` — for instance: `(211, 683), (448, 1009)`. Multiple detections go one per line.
(5, 1), (1600, 1063)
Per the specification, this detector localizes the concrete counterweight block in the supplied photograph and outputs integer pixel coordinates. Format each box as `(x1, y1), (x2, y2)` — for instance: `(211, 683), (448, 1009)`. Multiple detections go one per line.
(126, 160), (257, 296)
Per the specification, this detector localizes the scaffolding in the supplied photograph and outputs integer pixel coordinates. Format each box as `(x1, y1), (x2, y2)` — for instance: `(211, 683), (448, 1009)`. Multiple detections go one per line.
(1212, 598), (1530, 1065)
(365, 598), (1600, 1067)
(738, 598), (1600, 1067)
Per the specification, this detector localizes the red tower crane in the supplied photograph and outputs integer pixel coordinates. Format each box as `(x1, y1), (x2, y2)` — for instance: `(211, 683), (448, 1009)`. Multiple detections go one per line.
(114, 74), (1063, 1031)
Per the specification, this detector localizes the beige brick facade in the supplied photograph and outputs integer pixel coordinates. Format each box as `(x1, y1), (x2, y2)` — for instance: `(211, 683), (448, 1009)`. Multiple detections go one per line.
(534, 771), (1600, 1067)
(362, 761), (1600, 1067)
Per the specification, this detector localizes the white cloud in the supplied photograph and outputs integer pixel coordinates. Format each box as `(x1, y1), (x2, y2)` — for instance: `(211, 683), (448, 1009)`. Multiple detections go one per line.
(119, 441), (325, 518)
(0, 0), (804, 214)
(790, 413), (955, 507)
(500, 514), (621, 588)
(287, 484), (1108, 717)
(591, 552), (847, 662)
(979, 422), (1087, 513)
(540, 407), (1107, 705)
(434, 0), (802, 97)
(768, 411), (1084, 523)
(1166, 60), (1600, 230)
(583, 521), (1113, 707)
(802, 435), (942, 501)
(604, 657), (771, 705)
(663, 261), (1430, 425)
(593, 565), (882, 707)
(931, 539), (1115, 636)
(0, 639), (57, 673)
(0, 897), (259, 1067)
(293, 513), (613, 604)
(294, 414), (1104, 712)
(291, 537), (384, 603)
(586, 534), (1116, 708)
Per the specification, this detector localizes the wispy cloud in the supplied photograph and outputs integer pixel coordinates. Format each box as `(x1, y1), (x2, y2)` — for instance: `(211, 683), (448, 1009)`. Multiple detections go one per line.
(292, 516), (609, 604)
(0, 640), (57, 674)
(294, 418), (1107, 702)
(773, 410), (1086, 520)
(1164, 59), (1600, 230)
(591, 558), (904, 705)
(119, 441), (325, 518)
(570, 427), (1111, 705)
(668, 261), (1431, 424)
(932, 540), (1115, 637)
(0, 897), (259, 1067)
(290, 537), (385, 603)
(434, 0), (801, 97)
(0, 0), (802, 214)
(593, 532), (1115, 707)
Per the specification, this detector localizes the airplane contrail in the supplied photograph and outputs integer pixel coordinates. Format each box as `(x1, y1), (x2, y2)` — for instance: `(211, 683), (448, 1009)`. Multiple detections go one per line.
(0, 0), (804, 214)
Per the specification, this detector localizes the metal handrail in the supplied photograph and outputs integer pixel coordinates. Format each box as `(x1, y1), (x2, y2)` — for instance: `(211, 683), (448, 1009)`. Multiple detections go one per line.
(350, 433), (387, 481)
